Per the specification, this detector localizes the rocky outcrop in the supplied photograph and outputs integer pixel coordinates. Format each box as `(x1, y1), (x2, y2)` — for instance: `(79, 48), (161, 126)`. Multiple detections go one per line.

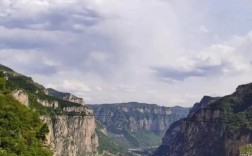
(63, 106), (92, 114)
(64, 94), (85, 105)
(45, 88), (85, 105)
(188, 96), (220, 117)
(153, 83), (252, 156)
(12, 90), (29, 106)
(37, 99), (59, 108)
(42, 115), (98, 156)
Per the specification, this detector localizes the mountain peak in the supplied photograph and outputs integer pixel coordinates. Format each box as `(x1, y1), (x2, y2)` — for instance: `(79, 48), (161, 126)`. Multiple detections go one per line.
(188, 95), (220, 117)
(235, 82), (252, 94)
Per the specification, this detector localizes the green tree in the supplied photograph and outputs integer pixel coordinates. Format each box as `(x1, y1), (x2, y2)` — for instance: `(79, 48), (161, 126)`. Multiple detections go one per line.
(36, 124), (49, 141)
(0, 94), (52, 155)
(0, 78), (6, 91)
(0, 71), (4, 78)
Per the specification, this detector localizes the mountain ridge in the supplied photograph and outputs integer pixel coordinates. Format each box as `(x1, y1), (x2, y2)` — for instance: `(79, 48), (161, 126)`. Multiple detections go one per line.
(88, 102), (189, 154)
(153, 82), (252, 156)
(0, 64), (99, 156)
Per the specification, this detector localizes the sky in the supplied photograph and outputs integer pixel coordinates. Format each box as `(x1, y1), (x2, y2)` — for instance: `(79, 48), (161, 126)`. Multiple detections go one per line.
(0, 0), (252, 107)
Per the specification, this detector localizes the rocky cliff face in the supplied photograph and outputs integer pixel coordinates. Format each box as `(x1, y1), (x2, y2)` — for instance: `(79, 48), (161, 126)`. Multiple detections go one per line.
(37, 99), (59, 108)
(89, 102), (188, 134)
(153, 83), (252, 156)
(12, 90), (29, 107)
(89, 102), (189, 151)
(42, 115), (98, 156)
(45, 88), (85, 105)
(39, 105), (98, 156)
(187, 96), (220, 117)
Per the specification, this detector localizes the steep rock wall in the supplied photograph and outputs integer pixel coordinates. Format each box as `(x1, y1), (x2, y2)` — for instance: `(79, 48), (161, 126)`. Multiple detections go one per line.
(42, 115), (98, 156)
(89, 102), (189, 150)
(153, 84), (252, 156)
(157, 109), (225, 156)
(89, 103), (189, 134)
(45, 88), (85, 105)
(37, 99), (59, 108)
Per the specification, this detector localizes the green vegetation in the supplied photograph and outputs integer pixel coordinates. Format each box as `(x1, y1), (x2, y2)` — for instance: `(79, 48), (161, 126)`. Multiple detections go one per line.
(89, 103), (183, 154)
(122, 130), (140, 147)
(36, 124), (50, 141)
(0, 66), (53, 155)
(0, 65), (15, 72)
(0, 65), (93, 155)
(6, 75), (44, 94)
(224, 112), (251, 134)
(96, 130), (126, 155)
(132, 130), (165, 147)
(240, 144), (252, 156)
(96, 121), (128, 155)
(206, 93), (252, 134)
(0, 93), (52, 155)
(0, 77), (6, 90)
(1, 67), (82, 117)
(96, 120), (165, 155)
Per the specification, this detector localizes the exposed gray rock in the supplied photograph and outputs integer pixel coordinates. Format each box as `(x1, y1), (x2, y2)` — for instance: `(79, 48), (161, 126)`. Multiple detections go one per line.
(153, 83), (252, 156)
(37, 99), (59, 108)
(45, 88), (85, 105)
(12, 90), (29, 107)
(42, 115), (99, 156)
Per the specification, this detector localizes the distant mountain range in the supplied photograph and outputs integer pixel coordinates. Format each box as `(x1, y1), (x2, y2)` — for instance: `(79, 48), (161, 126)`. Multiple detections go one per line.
(88, 102), (189, 154)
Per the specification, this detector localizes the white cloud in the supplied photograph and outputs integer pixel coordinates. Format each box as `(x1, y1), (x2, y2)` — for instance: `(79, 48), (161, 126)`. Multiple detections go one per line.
(154, 36), (252, 81)
(1, 0), (252, 106)
(62, 80), (91, 93)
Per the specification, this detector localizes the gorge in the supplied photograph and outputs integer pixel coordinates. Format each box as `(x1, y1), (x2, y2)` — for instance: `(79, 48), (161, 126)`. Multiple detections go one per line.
(0, 64), (188, 156)
(2, 63), (252, 156)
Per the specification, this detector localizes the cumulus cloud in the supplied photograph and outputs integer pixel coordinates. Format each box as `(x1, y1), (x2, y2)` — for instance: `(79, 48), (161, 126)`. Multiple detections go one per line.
(154, 42), (251, 81)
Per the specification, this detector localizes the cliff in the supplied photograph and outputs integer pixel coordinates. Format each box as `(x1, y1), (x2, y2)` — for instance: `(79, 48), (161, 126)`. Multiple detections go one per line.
(153, 83), (252, 156)
(88, 102), (189, 154)
(45, 88), (85, 105)
(0, 64), (98, 156)
(12, 89), (29, 107)
(187, 96), (220, 117)
(89, 102), (188, 134)
(41, 115), (98, 156)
